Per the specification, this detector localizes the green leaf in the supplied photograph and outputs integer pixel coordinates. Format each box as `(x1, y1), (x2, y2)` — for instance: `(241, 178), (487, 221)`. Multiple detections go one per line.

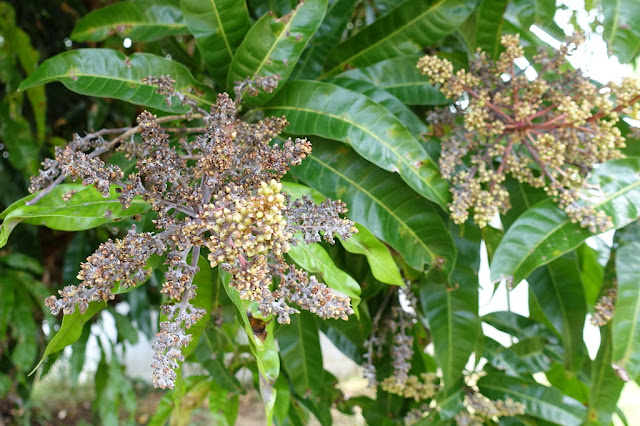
(420, 231), (481, 388)
(0, 184), (150, 248)
(528, 252), (587, 371)
(71, 0), (189, 42)
(325, 76), (428, 135)
(291, 140), (456, 276)
(484, 337), (551, 375)
(290, 0), (358, 80)
(588, 324), (625, 425)
(322, 0), (475, 76)
(474, 0), (509, 60)
(221, 271), (279, 424)
(275, 311), (323, 396)
(601, 0), (640, 63)
(30, 301), (107, 375)
(477, 372), (588, 425)
(180, 0), (251, 86)
(341, 224), (403, 286)
(491, 158), (640, 284)
(287, 242), (361, 313)
(227, 0), (328, 104)
(18, 49), (214, 113)
(264, 80), (450, 209)
(336, 56), (449, 105)
(613, 227), (640, 381)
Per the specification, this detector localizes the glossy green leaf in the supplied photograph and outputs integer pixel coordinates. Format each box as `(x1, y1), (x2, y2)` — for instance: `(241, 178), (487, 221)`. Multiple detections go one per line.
(322, 0), (475, 76)
(336, 56), (448, 105)
(613, 226), (640, 381)
(0, 184), (150, 248)
(291, 140), (456, 276)
(18, 49), (214, 113)
(287, 242), (361, 312)
(602, 0), (640, 63)
(30, 301), (107, 375)
(221, 271), (279, 424)
(180, 0), (251, 86)
(275, 312), (323, 396)
(341, 224), (403, 286)
(420, 230), (481, 388)
(475, 0), (509, 60)
(264, 80), (450, 209)
(528, 252), (587, 371)
(588, 324), (625, 425)
(227, 0), (327, 104)
(71, 0), (189, 42)
(491, 158), (640, 284)
(478, 373), (588, 425)
(291, 0), (357, 80)
(325, 76), (428, 135)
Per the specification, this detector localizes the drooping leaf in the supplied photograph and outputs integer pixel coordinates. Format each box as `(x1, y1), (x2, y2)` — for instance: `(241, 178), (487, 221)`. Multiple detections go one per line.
(491, 158), (640, 284)
(420, 229), (481, 389)
(275, 311), (323, 396)
(281, 183), (403, 287)
(291, 139), (456, 276)
(478, 372), (588, 425)
(587, 324), (625, 425)
(601, 0), (640, 63)
(18, 49), (214, 113)
(322, 0), (475, 76)
(612, 223), (640, 381)
(227, 0), (328, 104)
(474, 0), (509, 60)
(71, 0), (189, 42)
(221, 271), (279, 424)
(180, 0), (251, 86)
(287, 242), (361, 312)
(0, 184), (150, 248)
(336, 56), (449, 105)
(325, 76), (428, 135)
(340, 224), (403, 286)
(528, 252), (587, 371)
(30, 301), (107, 375)
(264, 80), (450, 209)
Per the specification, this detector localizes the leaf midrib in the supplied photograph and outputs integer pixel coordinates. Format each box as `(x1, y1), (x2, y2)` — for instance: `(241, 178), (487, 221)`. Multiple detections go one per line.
(209, 0), (233, 58)
(22, 72), (212, 106)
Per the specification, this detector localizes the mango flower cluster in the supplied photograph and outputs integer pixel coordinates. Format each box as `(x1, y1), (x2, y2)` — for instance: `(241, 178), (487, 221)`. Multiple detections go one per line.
(419, 34), (640, 231)
(37, 77), (356, 389)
